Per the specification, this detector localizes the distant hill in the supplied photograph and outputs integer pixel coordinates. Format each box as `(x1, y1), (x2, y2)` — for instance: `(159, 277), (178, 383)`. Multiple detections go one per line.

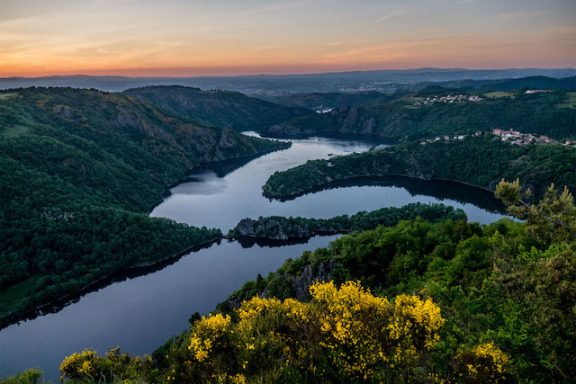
(267, 91), (397, 109)
(0, 87), (288, 326)
(123, 85), (311, 132)
(1, 68), (575, 95)
(264, 87), (576, 141)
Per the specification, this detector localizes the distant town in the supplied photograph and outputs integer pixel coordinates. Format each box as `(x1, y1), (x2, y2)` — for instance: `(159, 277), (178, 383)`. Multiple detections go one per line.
(419, 94), (483, 105)
(492, 128), (554, 146)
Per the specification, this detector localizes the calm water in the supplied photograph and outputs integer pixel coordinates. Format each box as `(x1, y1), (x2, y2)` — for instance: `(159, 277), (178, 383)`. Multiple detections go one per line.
(0, 134), (505, 381)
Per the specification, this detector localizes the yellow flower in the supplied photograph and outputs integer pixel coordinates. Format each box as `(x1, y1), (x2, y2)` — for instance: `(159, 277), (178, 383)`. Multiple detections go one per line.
(188, 314), (231, 362)
(471, 342), (510, 374)
(60, 349), (97, 379)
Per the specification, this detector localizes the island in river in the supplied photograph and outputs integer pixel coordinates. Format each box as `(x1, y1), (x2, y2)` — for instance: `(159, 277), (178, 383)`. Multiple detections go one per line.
(228, 203), (467, 243)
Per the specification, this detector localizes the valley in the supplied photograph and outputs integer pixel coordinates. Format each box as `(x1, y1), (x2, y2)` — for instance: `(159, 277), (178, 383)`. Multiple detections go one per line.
(0, 77), (574, 383)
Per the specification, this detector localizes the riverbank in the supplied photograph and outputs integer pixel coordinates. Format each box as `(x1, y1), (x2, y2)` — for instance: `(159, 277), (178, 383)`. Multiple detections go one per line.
(0, 235), (223, 331)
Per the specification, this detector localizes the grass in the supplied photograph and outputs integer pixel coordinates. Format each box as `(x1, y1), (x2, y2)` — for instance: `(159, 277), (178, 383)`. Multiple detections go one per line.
(0, 277), (39, 316)
(484, 91), (514, 99)
(559, 92), (576, 109)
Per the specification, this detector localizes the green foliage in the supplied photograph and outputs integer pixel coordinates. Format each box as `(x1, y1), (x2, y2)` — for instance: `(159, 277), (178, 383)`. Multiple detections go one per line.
(0, 87), (288, 325)
(58, 348), (154, 383)
(496, 179), (576, 245)
(0, 206), (221, 320)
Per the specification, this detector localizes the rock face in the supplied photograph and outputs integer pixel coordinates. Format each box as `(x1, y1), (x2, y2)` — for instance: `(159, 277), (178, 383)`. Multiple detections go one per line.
(283, 260), (337, 301)
(231, 217), (315, 240)
(221, 259), (338, 311)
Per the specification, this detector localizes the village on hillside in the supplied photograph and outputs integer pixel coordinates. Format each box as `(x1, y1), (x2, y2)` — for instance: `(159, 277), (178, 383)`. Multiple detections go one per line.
(491, 128), (555, 145)
(419, 129), (576, 147)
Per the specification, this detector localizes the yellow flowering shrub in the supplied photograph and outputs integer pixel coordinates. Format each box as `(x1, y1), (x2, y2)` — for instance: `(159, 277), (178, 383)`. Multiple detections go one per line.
(387, 294), (445, 365)
(60, 348), (152, 383)
(61, 282), (466, 383)
(179, 281), (446, 382)
(454, 342), (510, 383)
(237, 296), (282, 322)
(234, 294), (313, 377)
(59, 350), (98, 380)
(309, 281), (445, 380)
(309, 281), (391, 378)
(189, 314), (232, 362)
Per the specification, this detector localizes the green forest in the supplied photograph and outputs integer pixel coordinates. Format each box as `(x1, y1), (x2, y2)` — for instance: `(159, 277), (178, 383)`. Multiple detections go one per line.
(0, 87), (288, 326)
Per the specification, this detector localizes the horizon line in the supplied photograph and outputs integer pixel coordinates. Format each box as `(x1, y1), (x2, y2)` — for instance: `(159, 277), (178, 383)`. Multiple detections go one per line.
(2, 66), (576, 80)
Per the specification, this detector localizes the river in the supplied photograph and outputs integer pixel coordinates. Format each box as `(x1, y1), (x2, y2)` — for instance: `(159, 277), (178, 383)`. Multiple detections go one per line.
(0, 133), (505, 381)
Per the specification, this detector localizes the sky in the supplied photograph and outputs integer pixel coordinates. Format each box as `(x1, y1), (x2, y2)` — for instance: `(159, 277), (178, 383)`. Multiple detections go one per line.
(1, 0), (575, 77)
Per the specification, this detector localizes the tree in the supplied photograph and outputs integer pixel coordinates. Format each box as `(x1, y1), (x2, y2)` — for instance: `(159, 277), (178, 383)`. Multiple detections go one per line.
(495, 179), (576, 245)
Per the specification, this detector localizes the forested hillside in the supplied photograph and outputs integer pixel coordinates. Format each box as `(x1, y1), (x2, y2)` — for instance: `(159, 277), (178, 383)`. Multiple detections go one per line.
(263, 136), (576, 200)
(0, 87), (289, 326)
(264, 90), (576, 140)
(123, 86), (311, 132)
(268, 91), (398, 109)
(1, 85), (574, 384)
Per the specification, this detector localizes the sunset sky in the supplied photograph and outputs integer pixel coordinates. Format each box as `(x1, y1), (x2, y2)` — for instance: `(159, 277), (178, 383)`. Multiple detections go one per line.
(1, 0), (575, 77)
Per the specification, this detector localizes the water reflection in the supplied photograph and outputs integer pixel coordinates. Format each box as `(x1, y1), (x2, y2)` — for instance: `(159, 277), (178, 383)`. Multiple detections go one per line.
(288, 176), (505, 213)
(171, 170), (229, 195)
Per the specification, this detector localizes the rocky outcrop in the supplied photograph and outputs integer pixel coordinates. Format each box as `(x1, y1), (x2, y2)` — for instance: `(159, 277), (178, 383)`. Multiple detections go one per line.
(220, 259), (338, 311)
(230, 217), (320, 241)
(283, 260), (337, 301)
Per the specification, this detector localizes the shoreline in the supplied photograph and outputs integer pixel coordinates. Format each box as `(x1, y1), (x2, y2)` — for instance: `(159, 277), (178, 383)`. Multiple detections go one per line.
(0, 236), (222, 331)
(263, 173), (498, 201)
